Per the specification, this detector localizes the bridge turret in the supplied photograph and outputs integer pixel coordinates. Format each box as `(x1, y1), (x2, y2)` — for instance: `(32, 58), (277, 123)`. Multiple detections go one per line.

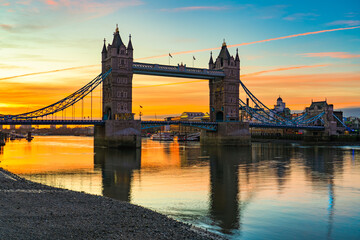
(209, 51), (214, 69)
(235, 48), (240, 67)
(101, 38), (108, 73)
(127, 34), (133, 57)
(209, 40), (240, 122)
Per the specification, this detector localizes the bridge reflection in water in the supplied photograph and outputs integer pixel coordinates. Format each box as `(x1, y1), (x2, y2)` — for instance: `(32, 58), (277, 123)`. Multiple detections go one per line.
(1, 137), (359, 239)
(94, 147), (141, 202)
(90, 142), (353, 238)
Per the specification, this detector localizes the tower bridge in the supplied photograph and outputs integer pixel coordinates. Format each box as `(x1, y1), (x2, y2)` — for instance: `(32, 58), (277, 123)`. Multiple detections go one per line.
(0, 26), (347, 147)
(97, 25), (248, 147)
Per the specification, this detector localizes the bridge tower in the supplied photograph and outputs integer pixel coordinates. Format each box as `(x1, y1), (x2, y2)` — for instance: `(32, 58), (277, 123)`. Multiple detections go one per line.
(201, 42), (250, 146)
(102, 25), (133, 120)
(209, 41), (240, 122)
(95, 25), (141, 148)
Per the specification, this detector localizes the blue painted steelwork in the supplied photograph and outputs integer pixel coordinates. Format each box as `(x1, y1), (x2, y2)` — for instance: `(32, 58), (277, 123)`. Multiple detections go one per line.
(1, 118), (327, 131)
(292, 113), (308, 123)
(141, 121), (218, 131)
(0, 119), (218, 131)
(249, 122), (325, 130)
(133, 62), (225, 80)
(240, 97), (325, 126)
(0, 69), (112, 121)
(332, 113), (353, 131)
(0, 119), (105, 125)
(300, 112), (325, 125)
(239, 80), (296, 125)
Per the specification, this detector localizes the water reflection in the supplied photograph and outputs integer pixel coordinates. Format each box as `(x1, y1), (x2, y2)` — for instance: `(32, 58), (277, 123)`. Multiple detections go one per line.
(205, 146), (252, 234)
(251, 143), (292, 192)
(301, 147), (343, 240)
(1, 137), (360, 240)
(94, 147), (141, 202)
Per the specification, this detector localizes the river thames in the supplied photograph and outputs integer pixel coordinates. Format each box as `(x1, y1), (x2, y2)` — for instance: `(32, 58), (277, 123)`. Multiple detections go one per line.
(0, 136), (359, 239)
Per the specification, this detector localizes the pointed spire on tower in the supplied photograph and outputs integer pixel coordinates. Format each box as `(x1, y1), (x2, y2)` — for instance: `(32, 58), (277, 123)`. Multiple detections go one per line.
(235, 48), (240, 62)
(209, 51), (214, 64)
(102, 38), (107, 53)
(218, 39), (230, 60)
(127, 34), (133, 50)
(112, 24), (124, 49)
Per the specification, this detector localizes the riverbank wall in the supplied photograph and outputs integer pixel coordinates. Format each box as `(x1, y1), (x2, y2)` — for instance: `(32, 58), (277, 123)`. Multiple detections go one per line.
(251, 133), (360, 143)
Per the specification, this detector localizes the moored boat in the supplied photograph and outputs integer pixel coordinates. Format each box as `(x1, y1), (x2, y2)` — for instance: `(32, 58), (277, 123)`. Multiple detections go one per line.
(151, 132), (173, 141)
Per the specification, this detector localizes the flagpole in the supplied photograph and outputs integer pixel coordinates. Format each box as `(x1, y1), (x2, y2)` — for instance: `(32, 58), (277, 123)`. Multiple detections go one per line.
(169, 53), (173, 65)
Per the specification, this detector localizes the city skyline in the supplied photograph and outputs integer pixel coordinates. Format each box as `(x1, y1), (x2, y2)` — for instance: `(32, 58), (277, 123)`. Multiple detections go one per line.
(1, 0), (359, 118)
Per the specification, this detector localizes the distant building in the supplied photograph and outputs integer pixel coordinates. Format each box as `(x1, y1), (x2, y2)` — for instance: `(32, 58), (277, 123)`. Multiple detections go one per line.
(272, 96), (291, 119)
(180, 112), (205, 120)
(345, 116), (359, 130)
(163, 112), (208, 133)
(305, 100), (345, 135)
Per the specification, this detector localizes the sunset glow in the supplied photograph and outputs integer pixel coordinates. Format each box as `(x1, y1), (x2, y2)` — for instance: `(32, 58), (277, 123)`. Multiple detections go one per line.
(1, 0), (359, 117)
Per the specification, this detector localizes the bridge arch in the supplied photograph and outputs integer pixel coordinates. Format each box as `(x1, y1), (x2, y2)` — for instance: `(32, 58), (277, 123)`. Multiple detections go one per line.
(104, 107), (112, 120)
(216, 111), (224, 122)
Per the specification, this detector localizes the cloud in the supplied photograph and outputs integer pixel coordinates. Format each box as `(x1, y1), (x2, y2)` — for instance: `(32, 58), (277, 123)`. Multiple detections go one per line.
(0, 24), (13, 31)
(0, 23), (47, 32)
(161, 6), (228, 12)
(241, 64), (330, 78)
(44, 0), (57, 6)
(136, 26), (360, 61)
(256, 5), (287, 20)
(0, 63), (28, 70)
(345, 12), (358, 18)
(299, 52), (360, 59)
(41, 0), (143, 18)
(327, 20), (360, 26)
(283, 13), (318, 21)
(1, 2), (10, 6)
(0, 65), (99, 81)
(16, 0), (32, 5)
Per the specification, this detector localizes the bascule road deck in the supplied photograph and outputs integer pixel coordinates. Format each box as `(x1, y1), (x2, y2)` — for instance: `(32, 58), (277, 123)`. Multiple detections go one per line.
(0, 168), (222, 240)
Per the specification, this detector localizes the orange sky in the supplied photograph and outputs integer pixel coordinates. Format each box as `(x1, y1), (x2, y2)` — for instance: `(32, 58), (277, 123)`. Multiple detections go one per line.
(1, 1), (360, 118)
(1, 63), (359, 119)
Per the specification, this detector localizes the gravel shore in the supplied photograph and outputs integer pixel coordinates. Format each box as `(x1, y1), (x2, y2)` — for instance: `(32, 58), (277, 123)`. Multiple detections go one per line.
(0, 168), (223, 239)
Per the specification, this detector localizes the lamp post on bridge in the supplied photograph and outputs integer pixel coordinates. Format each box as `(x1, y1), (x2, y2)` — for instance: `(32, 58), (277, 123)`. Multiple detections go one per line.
(139, 105), (143, 121)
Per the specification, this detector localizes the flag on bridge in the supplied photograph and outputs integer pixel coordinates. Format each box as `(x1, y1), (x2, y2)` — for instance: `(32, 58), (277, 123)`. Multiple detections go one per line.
(140, 105), (143, 108)
(169, 53), (173, 58)
(193, 56), (196, 60)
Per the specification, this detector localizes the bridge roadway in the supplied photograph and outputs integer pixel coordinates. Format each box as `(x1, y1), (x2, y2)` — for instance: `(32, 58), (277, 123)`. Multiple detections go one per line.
(0, 120), (325, 131)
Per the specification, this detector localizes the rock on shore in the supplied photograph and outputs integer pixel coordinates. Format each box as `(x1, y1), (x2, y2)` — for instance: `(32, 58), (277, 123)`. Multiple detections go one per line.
(0, 168), (223, 240)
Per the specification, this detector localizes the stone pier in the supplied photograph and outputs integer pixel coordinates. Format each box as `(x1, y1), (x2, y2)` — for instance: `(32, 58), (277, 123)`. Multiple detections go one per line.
(94, 120), (141, 148)
(200, 122), (250, 146)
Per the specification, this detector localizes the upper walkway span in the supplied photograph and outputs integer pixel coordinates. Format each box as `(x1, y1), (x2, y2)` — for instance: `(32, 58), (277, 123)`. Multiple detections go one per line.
(132, 62), (225, 79)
